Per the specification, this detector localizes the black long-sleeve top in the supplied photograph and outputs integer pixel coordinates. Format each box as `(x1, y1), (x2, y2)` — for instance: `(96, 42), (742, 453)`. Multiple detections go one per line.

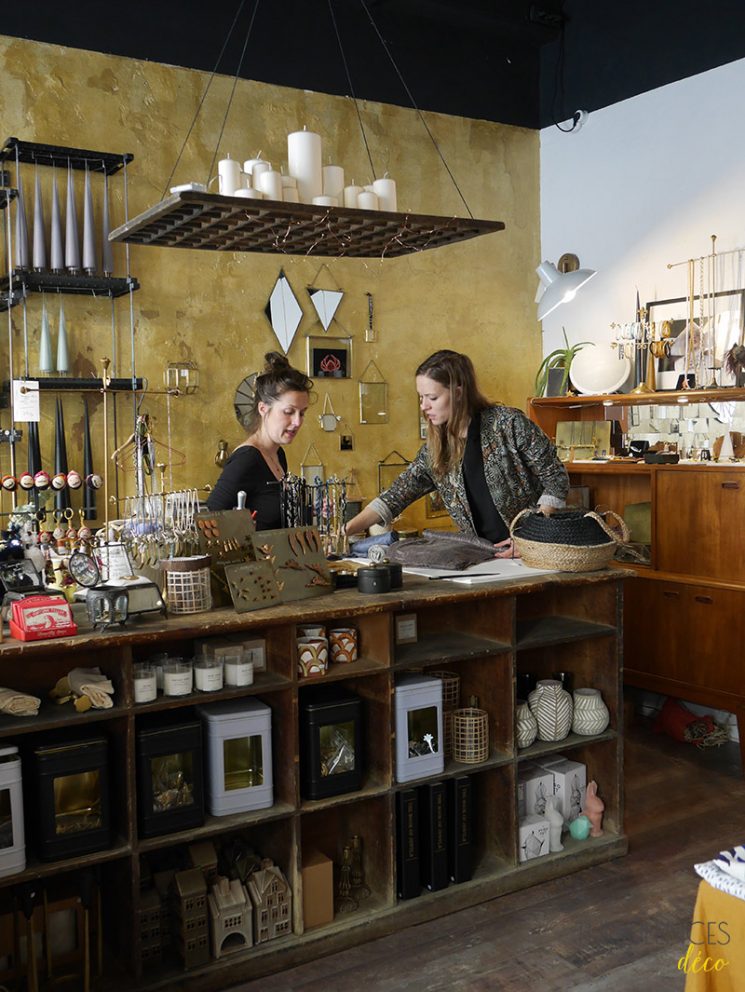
(206, 445), (287, 529)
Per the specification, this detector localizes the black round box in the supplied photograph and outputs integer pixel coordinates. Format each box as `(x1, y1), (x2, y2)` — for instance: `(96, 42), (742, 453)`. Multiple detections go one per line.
(357, 566), (391, 594)
(384, 562), (403, 589)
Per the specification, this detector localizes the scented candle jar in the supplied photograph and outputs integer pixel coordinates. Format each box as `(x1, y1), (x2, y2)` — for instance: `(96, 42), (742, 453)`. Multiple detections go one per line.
(223, 651), (254, 687)
(163, 660), (193, 697)
(133, 663), (158, 703)
(194, 658), (224, 693)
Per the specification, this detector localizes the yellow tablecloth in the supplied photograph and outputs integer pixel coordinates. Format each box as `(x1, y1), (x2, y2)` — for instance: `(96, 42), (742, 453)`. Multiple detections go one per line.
(684, 880), (745, 991)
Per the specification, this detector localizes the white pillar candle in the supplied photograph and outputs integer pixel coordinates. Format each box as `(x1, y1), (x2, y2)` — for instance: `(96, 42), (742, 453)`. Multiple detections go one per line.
(343, 184), (362, 208)
(372, 176), (397, 211)
(312, 195), (338, 207)
(243, 157), (269, 178)
(217, 157), (242, 196)
(283, 188), (300, 203)
(281, 175), (298, 189)
(256, 169), (283, 201)
(233, 187), (264, 199)
(322, 165), (345, 200)
(357, 190), (379, 210)
(287, 128), (322, 203)
(250, 162), (272, 189)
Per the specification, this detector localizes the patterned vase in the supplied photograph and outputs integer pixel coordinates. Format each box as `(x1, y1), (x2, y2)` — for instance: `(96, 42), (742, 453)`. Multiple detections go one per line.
(297, 637), (329, 678)
(515, 699), (538, 749)
(572, 688), (610, 736)
(329, 627), (358, 664)
(528, 679), (573, 742)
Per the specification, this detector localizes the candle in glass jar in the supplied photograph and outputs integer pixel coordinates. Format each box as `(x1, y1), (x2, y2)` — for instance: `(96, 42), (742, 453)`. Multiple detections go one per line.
(194, 658), (224, 692)
(224, 652), (254, 687)
(163, 660), (193, 696)
(133, 663), (157, 703)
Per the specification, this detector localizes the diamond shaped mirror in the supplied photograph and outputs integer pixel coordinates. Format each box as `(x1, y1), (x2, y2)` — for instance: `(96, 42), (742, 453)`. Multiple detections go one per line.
(308, 288), (343, 332)
(264, 269), (303, 353)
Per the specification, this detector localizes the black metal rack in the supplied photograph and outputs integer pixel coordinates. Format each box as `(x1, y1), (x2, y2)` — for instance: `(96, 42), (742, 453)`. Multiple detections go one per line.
(0, 271), (139, 313)
(0, 137), (133, 176)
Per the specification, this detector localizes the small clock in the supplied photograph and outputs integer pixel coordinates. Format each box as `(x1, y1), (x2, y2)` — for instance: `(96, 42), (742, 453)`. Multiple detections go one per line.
(233, 373), (258, 430)
(68, 551), (101, 588)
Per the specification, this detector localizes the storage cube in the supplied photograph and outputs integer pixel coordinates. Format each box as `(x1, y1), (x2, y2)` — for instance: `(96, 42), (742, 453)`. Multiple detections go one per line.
(199, 699), (273, 815)
(300, 686), (363, 800)
(518, 763), (556, 819)
(0, 746), (25, 877)
(518, 815), (550, 863)
(301, 850), (334, 929)
(536, 756), (586, 823)
(137, 719), (204, 837)
(395, 675), (444, 783)
(30, 738), (110, 861)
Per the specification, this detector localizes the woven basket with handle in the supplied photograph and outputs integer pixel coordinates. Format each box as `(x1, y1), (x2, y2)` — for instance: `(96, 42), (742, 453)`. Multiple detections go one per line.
(510, 509), (629, 572)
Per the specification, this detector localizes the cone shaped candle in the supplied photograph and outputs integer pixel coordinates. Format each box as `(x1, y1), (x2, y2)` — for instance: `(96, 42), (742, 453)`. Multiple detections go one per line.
(39, 301), (53, 374)
(65, 164), (80, 273)
(83, 398), (96, 520)
(101, 172), (113, 276)
(27, 420), (42, 477)
(82, 166), (96, 274)
(32, 169), (47, 271)
(50, 172), (63, 272)
(54, 399), (70, 511)
(56, 303), (69, 374)
(14, 176), (29, 270)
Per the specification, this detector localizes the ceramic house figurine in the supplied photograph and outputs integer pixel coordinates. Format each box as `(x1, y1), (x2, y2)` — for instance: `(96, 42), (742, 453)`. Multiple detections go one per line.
(172, 869), (209, 969)
(207, 876), (253, 959)
(138, 887), (163, 966)
(582, 780), (605, 837)
(246, 858), (292, 944)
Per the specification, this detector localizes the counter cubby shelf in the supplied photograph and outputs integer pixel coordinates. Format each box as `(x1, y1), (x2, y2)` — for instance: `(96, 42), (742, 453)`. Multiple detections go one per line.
(0, 569), (625, 990)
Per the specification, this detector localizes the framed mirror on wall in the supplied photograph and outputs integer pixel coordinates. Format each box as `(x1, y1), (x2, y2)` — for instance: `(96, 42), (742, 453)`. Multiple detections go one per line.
(359, 361), (388, 424)
(265, 270), (303, 353)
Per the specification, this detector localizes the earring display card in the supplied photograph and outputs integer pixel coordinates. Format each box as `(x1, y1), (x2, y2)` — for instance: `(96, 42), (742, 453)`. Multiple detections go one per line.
(253, 527), (333, 603)
(224, 560), (283, 613)
(195, 510), (256, 565)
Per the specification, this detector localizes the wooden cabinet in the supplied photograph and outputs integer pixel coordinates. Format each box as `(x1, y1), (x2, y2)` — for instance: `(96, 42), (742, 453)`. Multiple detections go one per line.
(0, 571), (625, 989)
(529, 390), (745, 767)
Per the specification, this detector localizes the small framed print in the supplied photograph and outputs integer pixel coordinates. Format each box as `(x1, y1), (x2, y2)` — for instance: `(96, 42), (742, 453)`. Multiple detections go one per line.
(395, 612), (418, 645)
(307, 336), (352, 379)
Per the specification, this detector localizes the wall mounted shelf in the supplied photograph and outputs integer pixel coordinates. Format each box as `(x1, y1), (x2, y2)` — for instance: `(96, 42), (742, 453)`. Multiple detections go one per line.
(0, 137), (133, 175)
(109, 190), (505, 259)
(0, 270), (139, 312)
(1, 377), (146, 400)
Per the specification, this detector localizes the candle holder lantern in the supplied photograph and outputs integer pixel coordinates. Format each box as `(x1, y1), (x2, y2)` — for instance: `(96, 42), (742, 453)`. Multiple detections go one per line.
(136, 718), (204, 837)
(300, 686), (363, 800)
(199, 699), (273, 815)
(394, 675), (444, 783)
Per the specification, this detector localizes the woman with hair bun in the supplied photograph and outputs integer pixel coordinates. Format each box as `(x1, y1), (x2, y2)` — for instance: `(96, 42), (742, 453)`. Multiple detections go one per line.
(345, 349), (568, 557)
(207, 352), (312, 527)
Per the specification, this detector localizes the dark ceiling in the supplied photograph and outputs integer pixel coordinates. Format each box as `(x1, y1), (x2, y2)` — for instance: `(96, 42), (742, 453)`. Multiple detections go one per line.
(3, 0), (745, 129)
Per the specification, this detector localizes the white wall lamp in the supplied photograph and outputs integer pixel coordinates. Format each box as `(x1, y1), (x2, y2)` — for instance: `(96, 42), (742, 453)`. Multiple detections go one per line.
(535, 253), (596, 320)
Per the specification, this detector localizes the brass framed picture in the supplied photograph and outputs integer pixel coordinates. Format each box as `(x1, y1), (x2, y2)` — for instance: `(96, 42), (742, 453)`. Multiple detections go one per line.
(307, 336), (352, 379)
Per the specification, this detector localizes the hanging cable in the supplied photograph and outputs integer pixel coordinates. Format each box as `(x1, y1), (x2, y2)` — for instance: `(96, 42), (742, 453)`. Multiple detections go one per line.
(551, 20), (580, 133)
(206, 0), (262, 188)
(160, 0), (249, 198)
(327, 0), (377, 182)
(358, 0), (473, 218)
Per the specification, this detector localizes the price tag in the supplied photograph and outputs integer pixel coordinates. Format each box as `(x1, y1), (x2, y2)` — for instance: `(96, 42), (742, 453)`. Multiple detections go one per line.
(12, 380), (40, 422)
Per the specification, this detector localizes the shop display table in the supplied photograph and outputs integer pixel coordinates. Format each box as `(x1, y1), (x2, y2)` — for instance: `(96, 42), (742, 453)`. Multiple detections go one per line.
(684, 880), (745, 991)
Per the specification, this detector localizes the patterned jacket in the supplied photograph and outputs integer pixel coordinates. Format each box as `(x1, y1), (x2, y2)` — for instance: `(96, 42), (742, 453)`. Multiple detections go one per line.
(369, 405), (569, 535)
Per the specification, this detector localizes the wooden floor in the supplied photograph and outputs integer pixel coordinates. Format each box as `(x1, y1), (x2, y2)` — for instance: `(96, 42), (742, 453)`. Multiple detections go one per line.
(229, 716), (745, 992)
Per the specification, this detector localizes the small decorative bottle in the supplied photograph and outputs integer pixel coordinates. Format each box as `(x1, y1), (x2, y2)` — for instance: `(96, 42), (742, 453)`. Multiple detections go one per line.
(515, 699), (538, 749)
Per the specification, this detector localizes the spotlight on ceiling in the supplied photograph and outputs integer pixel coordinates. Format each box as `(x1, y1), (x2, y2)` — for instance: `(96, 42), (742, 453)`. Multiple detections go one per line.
(535, 252), (596, 321)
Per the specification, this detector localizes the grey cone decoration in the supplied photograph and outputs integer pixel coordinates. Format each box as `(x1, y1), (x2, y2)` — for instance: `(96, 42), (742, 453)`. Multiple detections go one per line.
(54, 399), (70, 511)
(65, 162), (80, 273)
(33, 168), (47, 271)
(39, 299), (53, 374)
(14, 174), (29, 270)
(83, 165), (96, 274)
(57, 302), (69, 374)
(27, 420), (42, 477)
(50, 171), (64, 273)
(101, 171), (113, 276)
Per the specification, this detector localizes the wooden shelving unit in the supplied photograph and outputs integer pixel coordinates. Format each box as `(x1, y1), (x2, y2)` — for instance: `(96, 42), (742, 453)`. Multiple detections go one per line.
(0, 571), (625, 989)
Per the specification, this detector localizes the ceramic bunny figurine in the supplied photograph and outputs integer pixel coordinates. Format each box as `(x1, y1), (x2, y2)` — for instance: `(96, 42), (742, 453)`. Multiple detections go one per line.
(545, 796), (564, 851)
(582, 779), (604, 837)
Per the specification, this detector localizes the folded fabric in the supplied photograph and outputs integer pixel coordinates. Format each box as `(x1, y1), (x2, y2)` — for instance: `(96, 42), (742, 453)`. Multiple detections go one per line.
(0, 687), (41, 717)
(68, 667), (115, 709)
(695, 859), (745, 901)
(713, 846), (745, 883)
(348, 531), (399, 557)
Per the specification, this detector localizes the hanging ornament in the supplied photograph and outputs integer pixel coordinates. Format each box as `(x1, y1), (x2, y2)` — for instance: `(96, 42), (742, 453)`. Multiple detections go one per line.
(264, 270), (303, 354)
(32, 167), (47, 271)
(57, 302), (69, 374)
(39, 299), (53, 374)
(101, 171), (114, 276)
(318, 393), (341, 432)
(65, 162), (80, 273)
(50, 170), (63, 273)
(300, 442), (325, 485)
(83, 164), (96, 274)
(364, 292), (376, 343)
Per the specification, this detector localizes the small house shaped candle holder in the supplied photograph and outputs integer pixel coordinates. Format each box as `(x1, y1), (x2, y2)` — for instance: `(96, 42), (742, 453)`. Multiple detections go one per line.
(172, 868), (209, 969)
(246, 858), (292, 943)
(30, 738), (111, 861)
(0, 746), (25, 877)
(394, 675), (444, 783)
(300, 686), (363, 801)
(199, 699), (273, 816)
(136, 718), (204, 838)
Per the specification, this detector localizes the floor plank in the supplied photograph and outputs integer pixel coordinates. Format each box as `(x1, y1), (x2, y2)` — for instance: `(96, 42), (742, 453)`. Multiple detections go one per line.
(227, 723), (744, 991)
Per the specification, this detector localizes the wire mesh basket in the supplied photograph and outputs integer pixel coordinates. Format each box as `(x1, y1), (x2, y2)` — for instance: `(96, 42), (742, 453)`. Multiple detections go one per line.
(429, 670), (461, 711)
(452, 707), (489, 764)
(160, 555), (212, 614)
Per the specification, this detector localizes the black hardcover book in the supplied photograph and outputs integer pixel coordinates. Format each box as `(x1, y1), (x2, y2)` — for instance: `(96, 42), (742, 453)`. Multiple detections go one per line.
(419, 781), (449, 891)
(447, 775), (473, 884)
(395, 788), (421, 900)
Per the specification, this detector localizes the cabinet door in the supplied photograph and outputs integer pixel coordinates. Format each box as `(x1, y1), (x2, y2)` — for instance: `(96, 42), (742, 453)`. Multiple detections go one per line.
(656, 469), (745, 581)
(624, 578), (686, 683)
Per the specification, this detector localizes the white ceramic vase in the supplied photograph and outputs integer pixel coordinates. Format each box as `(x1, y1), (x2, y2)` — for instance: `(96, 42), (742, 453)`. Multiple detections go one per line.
(528, 679), (573, 742)
(572, 688), (610, 736)
(515, 699), (538, 749)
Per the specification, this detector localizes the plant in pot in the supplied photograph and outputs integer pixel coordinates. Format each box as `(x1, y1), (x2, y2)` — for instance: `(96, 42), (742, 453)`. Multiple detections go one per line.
(534, 329), (593, 397)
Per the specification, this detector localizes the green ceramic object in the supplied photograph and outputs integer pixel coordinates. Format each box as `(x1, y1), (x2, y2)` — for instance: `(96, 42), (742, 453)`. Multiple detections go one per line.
(569, 815), (591, 841)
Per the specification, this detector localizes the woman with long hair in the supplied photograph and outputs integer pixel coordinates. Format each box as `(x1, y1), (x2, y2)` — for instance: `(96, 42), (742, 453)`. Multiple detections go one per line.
(345, 350), (568, 557)
(207, 352), (312, 528)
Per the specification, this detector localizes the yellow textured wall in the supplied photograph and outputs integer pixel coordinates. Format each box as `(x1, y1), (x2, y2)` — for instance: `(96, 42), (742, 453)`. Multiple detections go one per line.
(0, 35), (541, 531)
